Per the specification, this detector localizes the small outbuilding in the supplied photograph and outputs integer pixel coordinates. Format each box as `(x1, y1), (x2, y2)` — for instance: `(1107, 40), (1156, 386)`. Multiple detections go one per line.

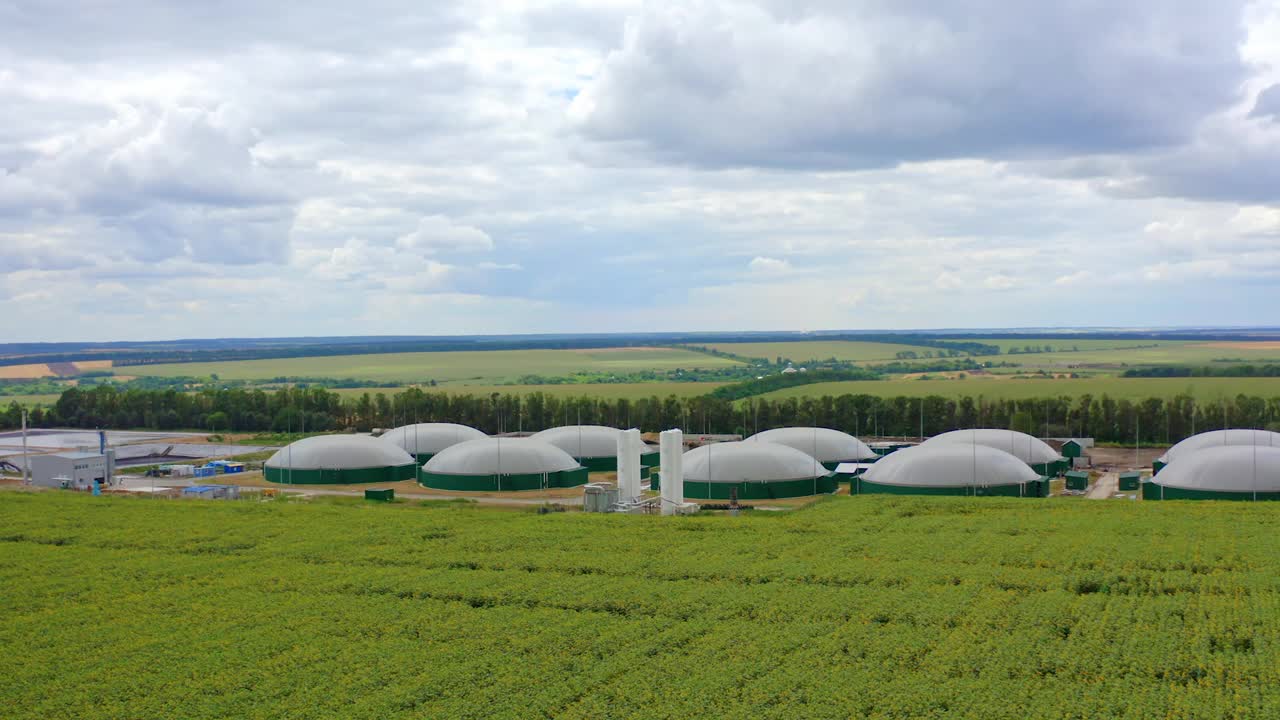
(419, 438), (588, 491)
(379, 422), (487, 463)
(1065, 470), (1089, 492)
(858, 444), (1049, 497)
(1143, 445), (1280, 500)
(265, 435), (417, 484)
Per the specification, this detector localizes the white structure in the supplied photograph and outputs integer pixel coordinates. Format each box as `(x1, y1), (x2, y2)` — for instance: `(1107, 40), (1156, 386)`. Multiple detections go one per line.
(923, 429), (1061, 467)
(861, 444), (1039, 491)
(615, 428), (643, 501)
(682, 441), (828, 484)
(531, 425), (658, 465)
(659, 429), (685, 515)
(264, 435), (416, 483)
(30, 451), (113, 489)
(423, 438), (580, 476)
(1157, 429), (1280, 467)
(1150, 445), (1280, 497)
(379, 422), (486, 459)
(746, 427), (876, 464)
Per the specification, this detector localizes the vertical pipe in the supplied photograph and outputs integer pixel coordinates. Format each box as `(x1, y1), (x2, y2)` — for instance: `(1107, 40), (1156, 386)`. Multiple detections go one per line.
(660, 429), (684, 515)
(21, 408), (30, 485)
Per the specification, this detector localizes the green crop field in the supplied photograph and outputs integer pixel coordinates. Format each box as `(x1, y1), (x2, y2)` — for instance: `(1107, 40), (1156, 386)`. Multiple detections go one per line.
(754, 376), (1280, 402)
(702, 340), (936, 362)
(1, 394), (61, 407)
(5, 492), (1280, 719)
(119, 347), (741, 384)
(330, 382), (727, 401)
(701, 339), (1280, 370)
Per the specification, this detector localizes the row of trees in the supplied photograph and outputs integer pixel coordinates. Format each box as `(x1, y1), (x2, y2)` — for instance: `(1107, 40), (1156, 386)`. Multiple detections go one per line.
(6, 385), (1280, 446)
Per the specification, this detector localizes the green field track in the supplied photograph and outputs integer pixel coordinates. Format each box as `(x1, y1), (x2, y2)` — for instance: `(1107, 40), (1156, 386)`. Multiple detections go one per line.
(330, 382), (727, 400)
(118, 347), (743, 384)
(1, 394), (62, 407)
(754, 376), (1280, 402)
(4, 492), (1280, 719)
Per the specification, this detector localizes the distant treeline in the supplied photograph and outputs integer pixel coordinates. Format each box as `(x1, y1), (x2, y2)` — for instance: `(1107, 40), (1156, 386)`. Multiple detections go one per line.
(7, 385), (1280, 446)
(709, 369), (881, 400)
(1122, 365), (1280, 378)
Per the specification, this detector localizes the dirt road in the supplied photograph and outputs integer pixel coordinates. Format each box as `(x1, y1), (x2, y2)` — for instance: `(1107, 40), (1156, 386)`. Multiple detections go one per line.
(1086, 472), (1118, 499)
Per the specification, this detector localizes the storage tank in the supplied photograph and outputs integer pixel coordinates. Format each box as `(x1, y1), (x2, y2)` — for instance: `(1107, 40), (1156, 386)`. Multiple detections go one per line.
(858, 444), (1048, 497)
(265, 435), (417, 484)
(1143, 445), (1280, 500)
(1153, 429), (1280, 474)
(746, 427), (876, 480)
(419, 438), (588, 491)
(653, 441), (836, 500)
(923, 429), (1066, 476)
(379, 422), (487, 463)
(530, 425), (660, 475)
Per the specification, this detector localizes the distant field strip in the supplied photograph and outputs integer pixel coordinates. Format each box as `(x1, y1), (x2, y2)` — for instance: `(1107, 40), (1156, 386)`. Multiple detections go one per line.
(4, 493), (1280, 718)
(702, 339), (1280, 368)
(754, 376), (1280, 401)
(120, 347), (742, 384)
(701, 340), (939, 362)
(330, 382), (727, 400)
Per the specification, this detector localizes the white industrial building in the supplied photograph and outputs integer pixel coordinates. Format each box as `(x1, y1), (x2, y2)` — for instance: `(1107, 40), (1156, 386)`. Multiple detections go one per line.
(30, 450), (114, 489)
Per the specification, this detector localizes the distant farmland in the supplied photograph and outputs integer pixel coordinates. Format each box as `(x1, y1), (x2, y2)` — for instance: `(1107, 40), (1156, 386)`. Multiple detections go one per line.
(121, 347), (742, 384)
(330, 382), (727, 401)
(754, 376), (1280, 402)
(702, 340), (933, 362)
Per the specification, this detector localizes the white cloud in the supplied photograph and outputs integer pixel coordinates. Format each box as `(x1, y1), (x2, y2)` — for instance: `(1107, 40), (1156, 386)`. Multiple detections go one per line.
(396, 216), (494, 254)
(2, 0), (1280, 340)
(747, 256), (792, 274)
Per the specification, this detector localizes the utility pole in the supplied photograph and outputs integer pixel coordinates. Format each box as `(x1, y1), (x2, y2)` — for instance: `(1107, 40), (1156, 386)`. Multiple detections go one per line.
(21, 408), (30, 485)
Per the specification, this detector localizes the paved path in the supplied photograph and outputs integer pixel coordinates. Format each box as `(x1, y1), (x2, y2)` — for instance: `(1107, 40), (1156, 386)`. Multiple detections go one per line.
(1086, 472), (1118, 499)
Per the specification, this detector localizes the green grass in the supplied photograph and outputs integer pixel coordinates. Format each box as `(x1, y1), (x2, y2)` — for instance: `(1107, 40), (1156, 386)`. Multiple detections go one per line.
(702, 339), (1280, 369)
(119, 347), (742, 384)
(5, 492), (1280, 719)
(330, 382), (727, 400)
(754, 376), (1280, 402)
(0, 394), (61, 407)
(701, 340), (935, 362)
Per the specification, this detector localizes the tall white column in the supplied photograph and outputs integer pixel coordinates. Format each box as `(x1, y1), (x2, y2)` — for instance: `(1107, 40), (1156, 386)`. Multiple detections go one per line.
(660, 429), (684, 515)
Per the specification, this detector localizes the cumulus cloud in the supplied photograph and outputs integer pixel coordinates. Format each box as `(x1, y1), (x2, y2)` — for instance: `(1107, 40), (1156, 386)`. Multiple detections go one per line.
(396, 216), (494, 254)
(570, 1), (1249, 169)
(3, 0), (1280, 340)
(747, 256), (791, 274)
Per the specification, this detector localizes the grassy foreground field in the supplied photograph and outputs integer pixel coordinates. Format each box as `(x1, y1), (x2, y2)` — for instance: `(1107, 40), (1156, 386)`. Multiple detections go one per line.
(4, 492), (1280, 719)
(121, 347), (741, 384)
(757, 376), (1280, 402)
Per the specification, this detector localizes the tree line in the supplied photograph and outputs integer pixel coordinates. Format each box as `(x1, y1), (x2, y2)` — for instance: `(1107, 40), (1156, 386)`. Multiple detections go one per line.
(6, 385), (1280, 446)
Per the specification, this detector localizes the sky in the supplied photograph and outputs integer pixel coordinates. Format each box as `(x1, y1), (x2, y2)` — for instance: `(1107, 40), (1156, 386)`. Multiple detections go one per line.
(3, 0), (1280, 341)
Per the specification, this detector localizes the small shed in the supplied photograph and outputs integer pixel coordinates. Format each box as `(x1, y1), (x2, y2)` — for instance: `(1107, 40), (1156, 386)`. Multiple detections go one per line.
(364, 488), (395, 502)
(1119, 472), (1141, 491)
(1065, 471), (1089, 492)
(1061, 439), (1088, 458)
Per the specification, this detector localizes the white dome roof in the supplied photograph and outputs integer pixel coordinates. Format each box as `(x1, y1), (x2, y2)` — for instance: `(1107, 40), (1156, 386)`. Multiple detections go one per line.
(1153, 445), (1280, 493)
(923, 429), (1060, 465)
(423, 438), (582, 476)
(380, 423), (486, 455)
(530, 425), (656, 458)
(1159, 429), (1280, 465)
(682, 441), (827, 483)
(746, 427), (875, 462)
(862, 444), (1040, 488)
(266, 435), (415, 470)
